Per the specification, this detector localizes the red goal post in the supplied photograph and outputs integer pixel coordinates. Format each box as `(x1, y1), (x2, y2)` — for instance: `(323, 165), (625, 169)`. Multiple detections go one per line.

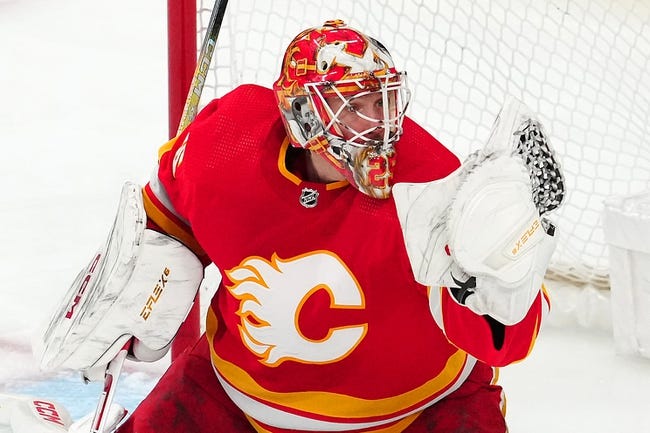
(167, 0), (197, 140)
(167, 0), (199, 359)
(169, 0), (650, 339)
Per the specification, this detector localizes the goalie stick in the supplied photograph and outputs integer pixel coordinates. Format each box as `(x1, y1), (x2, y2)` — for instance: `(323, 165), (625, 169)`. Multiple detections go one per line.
(89, 339), (131, 433)
(177, 0), (229, 134)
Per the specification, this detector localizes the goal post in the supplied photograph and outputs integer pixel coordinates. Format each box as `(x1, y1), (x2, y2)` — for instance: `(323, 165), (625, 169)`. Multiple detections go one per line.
(170, 0), (650, 331)
(167, 0), (199, 359)
(167, 0), (197, 140)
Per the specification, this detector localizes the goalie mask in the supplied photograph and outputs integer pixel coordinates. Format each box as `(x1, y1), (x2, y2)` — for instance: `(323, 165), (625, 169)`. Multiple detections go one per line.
(273, 19), (411, 199)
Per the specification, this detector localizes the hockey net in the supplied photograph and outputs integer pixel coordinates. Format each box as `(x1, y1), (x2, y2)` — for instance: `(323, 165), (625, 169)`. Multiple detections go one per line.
(179, 0), (650, 328)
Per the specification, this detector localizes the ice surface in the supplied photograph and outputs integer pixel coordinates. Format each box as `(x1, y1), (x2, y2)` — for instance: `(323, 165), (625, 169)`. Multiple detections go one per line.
(1, 0), (649, 432)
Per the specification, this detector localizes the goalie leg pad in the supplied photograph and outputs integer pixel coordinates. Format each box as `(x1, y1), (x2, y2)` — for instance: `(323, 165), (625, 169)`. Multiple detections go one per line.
(34, 182), (204, 372)
(0, 393), (72, 433)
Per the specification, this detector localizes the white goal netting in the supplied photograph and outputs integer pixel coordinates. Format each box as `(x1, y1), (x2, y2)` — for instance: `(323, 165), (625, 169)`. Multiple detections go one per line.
(195, 0), (650, 294)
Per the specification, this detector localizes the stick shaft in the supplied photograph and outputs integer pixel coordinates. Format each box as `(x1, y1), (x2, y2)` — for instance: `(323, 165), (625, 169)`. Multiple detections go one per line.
(177, 0), (230, 134)
(90, 340), (131, 433)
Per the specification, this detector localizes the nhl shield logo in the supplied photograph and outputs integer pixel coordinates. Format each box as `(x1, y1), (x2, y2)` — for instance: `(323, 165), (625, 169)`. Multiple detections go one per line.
(299, 188), (319, 208)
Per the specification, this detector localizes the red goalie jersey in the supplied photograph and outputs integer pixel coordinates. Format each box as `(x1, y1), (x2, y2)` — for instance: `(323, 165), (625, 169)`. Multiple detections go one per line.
(142, 85), (548, 431)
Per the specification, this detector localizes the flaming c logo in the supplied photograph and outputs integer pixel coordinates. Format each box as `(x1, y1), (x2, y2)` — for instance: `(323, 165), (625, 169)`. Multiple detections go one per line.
(226, 251), (368, 366)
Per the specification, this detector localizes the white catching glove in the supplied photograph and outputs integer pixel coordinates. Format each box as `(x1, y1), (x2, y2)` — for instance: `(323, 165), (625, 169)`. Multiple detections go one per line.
(445, 153), (557, 324)
(394, 97), (564, 325)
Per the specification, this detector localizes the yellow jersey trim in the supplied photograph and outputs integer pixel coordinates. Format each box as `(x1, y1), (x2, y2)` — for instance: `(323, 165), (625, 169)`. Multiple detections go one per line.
(206, 306), (467, 419)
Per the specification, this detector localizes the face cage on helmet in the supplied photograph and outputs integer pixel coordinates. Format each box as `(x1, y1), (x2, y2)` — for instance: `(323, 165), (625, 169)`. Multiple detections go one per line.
(304, 72), (411, 154)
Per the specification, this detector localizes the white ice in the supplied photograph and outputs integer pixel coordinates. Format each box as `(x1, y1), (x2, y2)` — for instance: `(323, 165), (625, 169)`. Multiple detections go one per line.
(1, 0), (650, 431)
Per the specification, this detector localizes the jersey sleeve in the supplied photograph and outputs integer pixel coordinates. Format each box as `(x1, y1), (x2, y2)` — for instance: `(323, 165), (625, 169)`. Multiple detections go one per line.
(140, 99), (222, 265)
(427, 283), (550, 366)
